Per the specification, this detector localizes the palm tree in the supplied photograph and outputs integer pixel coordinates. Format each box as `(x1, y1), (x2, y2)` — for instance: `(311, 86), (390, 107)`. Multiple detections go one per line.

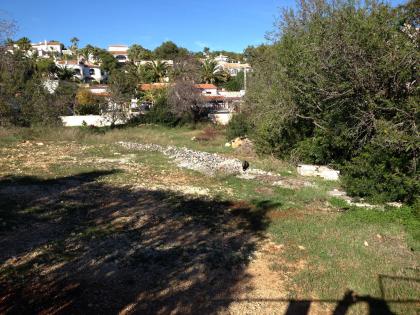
(128, 44), (152, 63)
(5, 38), (14, 47)
(16, 37), (32, 51)
(147, 60), (168, 83)
(201, 59), (223, 84)
(56, 67), (76, 81)
(143, 90), (157, 105)
(70, 37), (79, 59)
(79, 45), (93, 62)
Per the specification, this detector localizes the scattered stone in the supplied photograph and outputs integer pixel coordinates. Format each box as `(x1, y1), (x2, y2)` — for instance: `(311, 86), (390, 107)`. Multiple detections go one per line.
(297, 164), (340, 180)
(328, 189), (382, 209)
(118, 141), (312, 189)
(36, 142), (44, 146)
(191, 136), (197, 141)
(119, 141), (241, 175)
(376, 234), (382, 239)
(386, 202), (403, 208)
(225, 142), (231, 147)
(364, 241), (369, 247)
(298, 245), (306, 250)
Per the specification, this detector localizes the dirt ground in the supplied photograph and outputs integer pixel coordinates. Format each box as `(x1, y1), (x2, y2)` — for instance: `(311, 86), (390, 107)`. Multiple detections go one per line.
(0, 140), (415, 314)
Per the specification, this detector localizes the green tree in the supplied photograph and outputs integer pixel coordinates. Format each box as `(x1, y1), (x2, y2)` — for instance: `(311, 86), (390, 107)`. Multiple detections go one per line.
(75, 88), (101, 115)
(15, 37), (31, 51)
(70, 37), (79, 51)
(201, 59), (218, 84)
(200, 59), (226, 84)
(128, 44), (153, 63)
(36, 58), (57, 78)
(96, 49), (119, 73)
(56, 67), (75, 81)
(154, 41), (188, 60)
(147, 60), (169, 83)
(0, 49), (76, 126)
(107, 69), (138, 126)
(223, 71), (244, 91)
(246, 0), (419, 203)
(79, 44), (95, 62)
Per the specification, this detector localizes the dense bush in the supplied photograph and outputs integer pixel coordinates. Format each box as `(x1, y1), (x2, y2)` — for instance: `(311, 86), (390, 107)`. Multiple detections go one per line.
(0, 50), (76, 126)
(245, 0), (419, 203)
(223, 71), (244, 91)
(226, 112), (251, 140)
(75, 89), (101, 115)
(342, 144), (419, 203)
(130, 90), (179, 127)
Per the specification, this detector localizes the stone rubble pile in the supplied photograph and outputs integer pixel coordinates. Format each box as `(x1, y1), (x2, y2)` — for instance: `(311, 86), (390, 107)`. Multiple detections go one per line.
(118, 141), (243, 176)
(118, 141), (312, 189)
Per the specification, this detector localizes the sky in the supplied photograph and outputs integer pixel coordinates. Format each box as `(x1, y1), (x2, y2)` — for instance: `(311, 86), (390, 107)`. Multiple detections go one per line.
(1, 0), (407, 53)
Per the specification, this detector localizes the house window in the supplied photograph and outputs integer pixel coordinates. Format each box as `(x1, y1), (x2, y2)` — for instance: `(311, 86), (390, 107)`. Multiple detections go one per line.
(89, 68), (95, 76)
(116, 55), (127, 61)
(74, 69), (81, 75)
(206, 91), (211, 94)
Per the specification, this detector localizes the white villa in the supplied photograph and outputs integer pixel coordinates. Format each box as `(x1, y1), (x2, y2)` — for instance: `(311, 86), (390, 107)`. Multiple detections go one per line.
(138, 59), (174, 66)
(195, 84), (219, 96)
(208, 54), (252, 77)
(56, 60), (85, 81)
(108, 45), (129, 63)
(220, 62), (251, 77)
(56, 60), (107, 83)
(31, 40), (62, 58)
(84, 64), (107, 83)
(214, 54), (229, 63)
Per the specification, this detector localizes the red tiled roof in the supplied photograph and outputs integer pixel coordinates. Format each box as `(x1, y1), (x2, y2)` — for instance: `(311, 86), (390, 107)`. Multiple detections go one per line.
(195, 84), (217, 89)
(138, 83), (171, 91)
(85, 63), (101, 68)
(56, 60), (80, 65)
(203, 95), (225, 101)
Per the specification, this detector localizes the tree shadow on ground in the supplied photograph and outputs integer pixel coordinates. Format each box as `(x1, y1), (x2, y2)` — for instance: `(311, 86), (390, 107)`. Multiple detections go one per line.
(0, 171), (416, 314)
(0, 170), (275, 314)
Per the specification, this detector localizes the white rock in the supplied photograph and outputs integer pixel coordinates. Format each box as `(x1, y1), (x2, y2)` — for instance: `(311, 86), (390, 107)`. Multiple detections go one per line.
(386, 202), (403, 208)
(297, 164), (339, 180)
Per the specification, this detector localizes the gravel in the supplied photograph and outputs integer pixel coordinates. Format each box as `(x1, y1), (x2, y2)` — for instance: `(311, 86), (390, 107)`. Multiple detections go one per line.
(117, 141), (311, 189)
(118, 141), (243, 176)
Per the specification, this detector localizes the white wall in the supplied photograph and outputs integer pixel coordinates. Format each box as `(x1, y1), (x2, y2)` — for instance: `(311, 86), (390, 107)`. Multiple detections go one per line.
(108, 45), (128, 52)
(208, 111), (233, 125)
(61, 115), (126, 127)
(201, 88), (218, 95)
(219, 90), (245, 97)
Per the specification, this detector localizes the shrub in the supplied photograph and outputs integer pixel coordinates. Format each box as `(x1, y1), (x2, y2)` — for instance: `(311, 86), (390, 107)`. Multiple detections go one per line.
(130, 91), (179, 127)
(226, 113), (250, 140)
(223, 71), (244, 91)
(75, 89), (101, 115)
(75, 103), (100, 115)
(245, 0), (419, 202)
(341, 144), (419, 204)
